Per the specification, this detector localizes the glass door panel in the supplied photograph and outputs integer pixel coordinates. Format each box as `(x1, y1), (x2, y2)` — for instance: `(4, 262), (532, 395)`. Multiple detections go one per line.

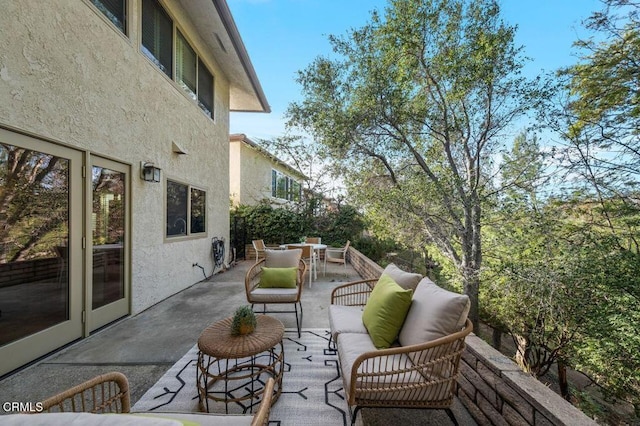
(0, 143), (70, 344)
(92, 166), (125, 309)
(0, 130), (83, 376)
(89, 158), (129, 331)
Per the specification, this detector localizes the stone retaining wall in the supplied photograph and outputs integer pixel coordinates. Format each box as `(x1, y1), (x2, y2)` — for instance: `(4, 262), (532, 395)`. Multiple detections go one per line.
(347, 247), (597, 426)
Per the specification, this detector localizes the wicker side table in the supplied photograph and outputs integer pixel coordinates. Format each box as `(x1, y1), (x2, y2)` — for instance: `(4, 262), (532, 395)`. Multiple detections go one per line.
(196, 315), (284, 414)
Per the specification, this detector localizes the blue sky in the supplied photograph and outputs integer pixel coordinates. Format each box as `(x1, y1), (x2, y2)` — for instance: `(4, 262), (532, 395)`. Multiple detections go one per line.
(228, 0), (603, 141)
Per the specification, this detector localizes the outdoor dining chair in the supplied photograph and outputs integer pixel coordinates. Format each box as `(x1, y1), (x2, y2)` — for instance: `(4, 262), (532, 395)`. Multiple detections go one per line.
(325, 240), (351, 271)
(252, 239), (266, 262)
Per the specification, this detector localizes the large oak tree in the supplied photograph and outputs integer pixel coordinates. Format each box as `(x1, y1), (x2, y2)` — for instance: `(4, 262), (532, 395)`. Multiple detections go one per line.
(287, 0), (540, 328)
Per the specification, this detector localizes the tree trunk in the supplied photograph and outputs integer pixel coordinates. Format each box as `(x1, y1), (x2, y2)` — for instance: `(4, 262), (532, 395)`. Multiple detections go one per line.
(492, 327), (502, 350)
(463, 271), (480, 333)
(515, 334), (531, 372)
(558, 360), (570, 401)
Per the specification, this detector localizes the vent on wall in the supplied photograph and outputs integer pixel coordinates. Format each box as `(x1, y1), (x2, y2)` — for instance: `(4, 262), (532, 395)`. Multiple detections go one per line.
(214, 33), (227, 53)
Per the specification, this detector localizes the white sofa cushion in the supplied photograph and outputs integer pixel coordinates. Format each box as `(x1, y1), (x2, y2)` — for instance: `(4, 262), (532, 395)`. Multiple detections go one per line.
(249, 287), (299, 303)
(0, 413), (177, 426)
(381, 263), (422, 291)
(398, 278), (470, 347)
(328, 304), (367, 341)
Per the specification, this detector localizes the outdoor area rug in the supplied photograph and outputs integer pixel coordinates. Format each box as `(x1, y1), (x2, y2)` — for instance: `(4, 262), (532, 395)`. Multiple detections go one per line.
(133, 329), (353, 425)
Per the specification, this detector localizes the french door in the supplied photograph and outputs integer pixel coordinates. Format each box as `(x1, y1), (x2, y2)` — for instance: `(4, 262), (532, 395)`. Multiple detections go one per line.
(0, 129), (130, 376)
(89, 157), (130, 332)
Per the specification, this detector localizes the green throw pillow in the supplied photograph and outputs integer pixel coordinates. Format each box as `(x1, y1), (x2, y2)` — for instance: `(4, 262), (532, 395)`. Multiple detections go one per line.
(259, 267), (298, 288)
(362, 273), (413, 349)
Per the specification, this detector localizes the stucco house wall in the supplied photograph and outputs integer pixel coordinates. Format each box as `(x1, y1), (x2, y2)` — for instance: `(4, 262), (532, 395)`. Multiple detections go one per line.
(0, 1), (266, 313)
(229, 133), (306, 207)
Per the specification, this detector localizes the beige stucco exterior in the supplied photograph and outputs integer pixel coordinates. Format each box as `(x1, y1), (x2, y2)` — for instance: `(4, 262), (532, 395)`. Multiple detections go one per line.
(230, 134), (307, 207)
(0, 1), (267, 315)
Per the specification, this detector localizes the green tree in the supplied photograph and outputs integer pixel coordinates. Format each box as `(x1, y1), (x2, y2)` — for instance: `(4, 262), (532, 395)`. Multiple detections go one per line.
(287, 0), (540, 328)
(543, 1), (640, 243)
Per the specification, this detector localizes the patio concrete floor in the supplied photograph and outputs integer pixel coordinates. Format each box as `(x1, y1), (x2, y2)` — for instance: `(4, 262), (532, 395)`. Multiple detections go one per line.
(0, 259), (476, 425)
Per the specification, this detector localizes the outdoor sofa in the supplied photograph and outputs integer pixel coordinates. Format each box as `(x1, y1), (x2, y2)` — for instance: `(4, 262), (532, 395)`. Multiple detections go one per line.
(328, 264), (473, 424)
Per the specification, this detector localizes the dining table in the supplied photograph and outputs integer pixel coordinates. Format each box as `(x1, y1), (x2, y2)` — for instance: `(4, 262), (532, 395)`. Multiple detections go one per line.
(279, 243), (327, 279)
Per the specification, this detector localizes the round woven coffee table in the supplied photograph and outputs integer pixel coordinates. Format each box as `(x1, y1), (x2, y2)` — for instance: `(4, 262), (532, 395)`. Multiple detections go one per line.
(196, 314), (284, 414)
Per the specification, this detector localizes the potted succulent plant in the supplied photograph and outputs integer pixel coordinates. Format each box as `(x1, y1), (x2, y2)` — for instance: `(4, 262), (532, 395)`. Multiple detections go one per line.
(231, 305), (257, 336)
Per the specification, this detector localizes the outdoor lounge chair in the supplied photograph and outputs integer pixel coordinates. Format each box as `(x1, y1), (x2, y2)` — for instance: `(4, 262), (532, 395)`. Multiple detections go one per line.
(245, 249), (307, 337)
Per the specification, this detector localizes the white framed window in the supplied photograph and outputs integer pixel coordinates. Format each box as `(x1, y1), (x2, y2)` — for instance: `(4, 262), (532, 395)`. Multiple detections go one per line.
(166, 179), (206, 238)
(271, 170), (301, 201)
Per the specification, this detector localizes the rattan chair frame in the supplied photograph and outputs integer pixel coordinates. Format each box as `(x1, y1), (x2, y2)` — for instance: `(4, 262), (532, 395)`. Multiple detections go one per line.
(39, 371), (131, 414)
(251, 377), (275, 426)
(330, 280), (473, 425)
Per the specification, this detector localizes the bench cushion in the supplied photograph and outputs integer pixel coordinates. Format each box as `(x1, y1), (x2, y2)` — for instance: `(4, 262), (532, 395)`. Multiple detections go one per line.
(398, 278), (470, 347)
(249, 287), (299, 303)
(328, 304), (367, 341)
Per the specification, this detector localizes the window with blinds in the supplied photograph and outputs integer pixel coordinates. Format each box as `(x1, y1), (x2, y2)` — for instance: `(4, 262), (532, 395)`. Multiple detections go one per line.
(90, 0), (126, 33)
(141, 0), (173, 78)
(140, 0), (215, 118)
(176, 31), (197, 100)
(198, 59), (214, 118)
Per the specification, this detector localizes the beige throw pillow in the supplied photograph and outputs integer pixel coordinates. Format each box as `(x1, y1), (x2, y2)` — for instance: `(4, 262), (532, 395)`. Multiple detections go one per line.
(398, 278), (470, 347)
(382, 263), (422, 291)
(264, 249), (301, 268)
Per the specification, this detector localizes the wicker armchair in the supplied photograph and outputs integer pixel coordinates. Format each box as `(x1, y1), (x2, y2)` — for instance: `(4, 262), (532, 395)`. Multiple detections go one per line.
(39, 371), (130, 413)
(245, 249), (307, 337)
(330, 278), (473, 425)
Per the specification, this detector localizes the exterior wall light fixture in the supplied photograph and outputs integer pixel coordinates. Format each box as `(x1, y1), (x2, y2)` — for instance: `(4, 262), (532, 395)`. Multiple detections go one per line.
(141, 162), (161, 182)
